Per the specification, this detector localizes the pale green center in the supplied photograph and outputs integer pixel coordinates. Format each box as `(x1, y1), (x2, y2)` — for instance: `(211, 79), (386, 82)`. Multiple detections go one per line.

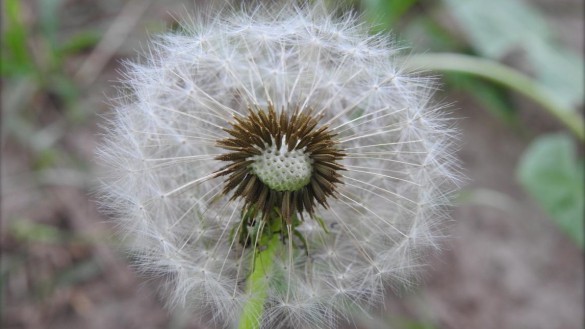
(250, 143), (313, 192)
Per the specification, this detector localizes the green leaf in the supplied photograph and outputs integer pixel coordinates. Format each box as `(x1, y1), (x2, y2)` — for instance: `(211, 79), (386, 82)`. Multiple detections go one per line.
(1, 0), (34, 75)
(442, 0), (549, 58)
(10, 219), (63, 244)
(59, 31), (101, 55)
(526, 39), (584, 110)
(403, 16), (464, 52)
(38, 0), (65, 69)
(39, 0), (63, 50)
(441, 0), (584, 108)
(402, 15), (522, 125)
(517, 134), (584, 248)
(444, 73), (519, 126)
(362, 0), (418, 33)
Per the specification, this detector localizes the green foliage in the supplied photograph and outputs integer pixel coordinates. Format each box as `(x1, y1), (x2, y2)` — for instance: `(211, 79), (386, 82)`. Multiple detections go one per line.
(1, 1), (105, 308)
(442, 0), (548, 58)
(9, 219), (95, 245)
(445, 73), (519, 126)
(402, 8), (521, 128)
(1, 0), (99, 105)
(362, 0), (418, 32)
(10, 220), (64, 244)
(2, 0), (34, 75)
(59, 31), (101, 55)
(442, 0), (584, 109)
(1, 0), (101, 181)
(403, 16), (463, 52)
(518, 134), (584, 248)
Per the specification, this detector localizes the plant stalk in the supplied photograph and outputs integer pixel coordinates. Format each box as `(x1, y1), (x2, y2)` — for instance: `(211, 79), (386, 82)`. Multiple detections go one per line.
(238, 229), (281, 329)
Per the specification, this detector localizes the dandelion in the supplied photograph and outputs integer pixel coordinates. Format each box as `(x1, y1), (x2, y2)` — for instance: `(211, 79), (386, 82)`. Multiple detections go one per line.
(98, 2), (460, 328)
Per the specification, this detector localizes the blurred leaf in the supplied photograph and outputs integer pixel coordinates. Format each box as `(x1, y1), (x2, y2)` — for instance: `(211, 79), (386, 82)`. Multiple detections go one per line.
(38, 0), (65, 69)
(403, 16), (464, 52)
(518, 134), (584, 248)
(33, 148), (58, 170)
(402, 16), (521, 125)
(401, 15), (520, 126)
(442, 0), (584, 108)
(59, 31), (101, 55)
(445, 73), (519, 126)
(9, 219), (95, 245)
(442, 0), (548, 58)
(527, 39), (584, 110)
(2, 0), (34, 75)
(362, 0), (418, 32)
(38, 0), (63, 49)
(402, 13), (521, 126)
(11, 220), (63, 244)
(403, 53), (584, 141)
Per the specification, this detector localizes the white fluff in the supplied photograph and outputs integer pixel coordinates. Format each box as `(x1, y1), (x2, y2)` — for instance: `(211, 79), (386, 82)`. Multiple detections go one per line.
(97, 2), (460, 328)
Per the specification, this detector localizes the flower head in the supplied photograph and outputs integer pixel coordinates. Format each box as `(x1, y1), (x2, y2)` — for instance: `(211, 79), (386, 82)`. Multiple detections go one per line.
(98, 2), (459, 328)
(215, 103), (345, 224)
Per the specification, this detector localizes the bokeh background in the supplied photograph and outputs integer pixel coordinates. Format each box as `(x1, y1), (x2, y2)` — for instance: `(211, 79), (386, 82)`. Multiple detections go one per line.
(1, 0), (583, 328)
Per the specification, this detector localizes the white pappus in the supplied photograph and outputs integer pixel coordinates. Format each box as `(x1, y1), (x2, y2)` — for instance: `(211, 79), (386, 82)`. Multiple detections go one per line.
(97, 2), (461, 328)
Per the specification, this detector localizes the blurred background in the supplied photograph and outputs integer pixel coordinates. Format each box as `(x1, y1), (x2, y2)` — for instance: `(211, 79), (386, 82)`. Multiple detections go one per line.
(1, 0), (583, 328)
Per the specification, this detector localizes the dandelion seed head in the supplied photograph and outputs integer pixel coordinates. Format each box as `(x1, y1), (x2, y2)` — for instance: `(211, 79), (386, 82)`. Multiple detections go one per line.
(97, 1), (460, 328)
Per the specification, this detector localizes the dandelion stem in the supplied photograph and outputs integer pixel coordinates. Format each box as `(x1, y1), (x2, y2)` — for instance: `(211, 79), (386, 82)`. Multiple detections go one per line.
(403, 53), (585, 142)
(238, 222), (281, 329)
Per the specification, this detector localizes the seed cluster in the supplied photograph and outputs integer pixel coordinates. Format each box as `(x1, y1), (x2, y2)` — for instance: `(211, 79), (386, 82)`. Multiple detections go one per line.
(214, 104), (345, 224)
(249, 144), (313, 192)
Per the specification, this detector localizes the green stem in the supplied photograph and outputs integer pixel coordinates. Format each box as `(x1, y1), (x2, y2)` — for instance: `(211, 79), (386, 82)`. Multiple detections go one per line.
(403, 53), (585, 142)
(238, 230), (281, 329)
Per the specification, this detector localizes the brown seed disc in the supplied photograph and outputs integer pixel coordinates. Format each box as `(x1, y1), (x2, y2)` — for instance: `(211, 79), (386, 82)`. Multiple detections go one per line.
(214, 103), (345, 224)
